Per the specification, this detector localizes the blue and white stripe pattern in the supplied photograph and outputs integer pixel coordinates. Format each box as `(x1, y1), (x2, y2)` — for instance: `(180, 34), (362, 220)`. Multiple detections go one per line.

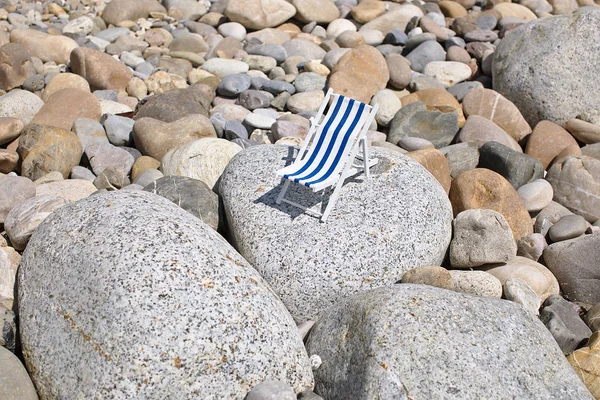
(282, 94), (369, 189)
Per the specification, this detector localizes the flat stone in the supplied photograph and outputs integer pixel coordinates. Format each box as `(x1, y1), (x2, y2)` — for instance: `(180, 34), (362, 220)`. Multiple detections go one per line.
(0, 176), (36, 224)
(549, 214), (587, 243)
(219, 145), (452, 322)
(305, 284), (592, 399)
(518, 179), (553, 212)
(86, 143), (134, 176)
(10, 28), (78, 64)
(0, 89), (44, 125)
(224, 0), (297, 30)
(423, 61), (472, 88)
(293, 0), (339, 23)
(565, 119), (600, 145)
(36, 179), (97, 202)
(246, 44), (287, 64)
(244, 113), (276, 130)
(540, 295), (592, 354)
(134, 85), (212, 122)
(0, 346), (38, 400)
(504, 277), (541, 315)
(5, 194), (70, 251)
(286, 91), (324, 114)
(494, 11), (600, 127)
(449, 168), (533, 240)
(17, 124), (83, 181)
(463, 88), (532, 142)
(546, 156), (600, 223)
(483, 256), (560, 302)
(19, 191), (313, 398)
(400, 266), (454, 290)
(133, 114), (216, 161)
(361, 5), (424, 34)
(282, 39), (326, 61)
(478, 141), (544, 189)
(439, 142), (479, 179)
(31, 88), (102, 131)
(457, 115), (522, 152)
(448, 270), (503, 298)
(388, 101), (459, 149)
(161, 138), (242, 190)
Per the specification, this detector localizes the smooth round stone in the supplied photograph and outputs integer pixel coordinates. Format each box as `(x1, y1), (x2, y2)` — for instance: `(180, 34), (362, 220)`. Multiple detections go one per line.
(0, 89), (44, 125)
(476, 15), (498, 30)
(370, 89), (401, 127)
(386, 53), (412, 90)
(245, 380), (296, 400)
(326, 18), (357, 38)
(457, 115), (521, 152)
(238, 90), (271, 110)
(335, 31), (366, 48)
(244, 113), (276, 130)
(216, 73), (252, 97)
(405, 40), (446, 73)
(0, 346), (38, 400)
(294, 72), (326, 93)
(71, 166), (96, 181)
(448, 270), (503, 298)
(359, 28), (384, 46)
(36, 179), (97, 202)
(351, 0), (386, 24)
(423, 61), (472, 88)
(286, 91), (324, 114)
(405, 33), (437, 52)
(217, 22), (246, 41)
(10, 28), (78, 65)
(548, 214), (587, 242)
(564, 119), (600, 145)
(526, 120), (579, 170)
(517, 179), (553, 212)
(103, 115), (134, 147)
(201, 58), (249, 78)
(131, 168), (163, 187)
(224, 0), (296, 30)
(398, 137), (434, 152)
(223, 120), (249, 140)
(261, 80), (296, 95)
(282, 39), (326, 60)
(0, 117), (24, 146)
(419, 15), (449, 41)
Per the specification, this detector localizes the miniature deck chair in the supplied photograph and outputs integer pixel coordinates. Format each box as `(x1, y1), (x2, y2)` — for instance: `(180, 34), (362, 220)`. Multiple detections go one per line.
(275, 88), (379, 222)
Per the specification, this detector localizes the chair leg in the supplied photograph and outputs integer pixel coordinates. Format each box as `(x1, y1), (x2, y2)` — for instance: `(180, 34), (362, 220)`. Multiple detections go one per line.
(276, 180), (291, 205)
(320, 178), (345, 222)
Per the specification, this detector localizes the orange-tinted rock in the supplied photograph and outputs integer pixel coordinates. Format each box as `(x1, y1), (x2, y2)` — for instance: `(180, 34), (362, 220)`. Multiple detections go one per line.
(328, 45), (389, 103)
(70, 47), (133, 91)
(351, 0), (386, 24)
(458, 115), (522, 152)
(449, 168), (533, 240)
(0, 43), (35, 91)
(401, 88), (466, 127)
(439, 0), (468, 17)
(407, 147), (452, 194)
(462, 88), (531, 142)
(525, 120), (579, 170)
(31, 89), (102, 131)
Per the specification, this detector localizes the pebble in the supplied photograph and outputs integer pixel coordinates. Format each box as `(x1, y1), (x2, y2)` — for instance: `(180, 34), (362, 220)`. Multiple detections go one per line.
(286, 90), (324, 114)
(422, 61), (472, 87)
(448, 270), (503, 298)
(517, 233), (547, 262)
(103, 115), (134, 147)
(244, 113), (276, 130)
(405, 40), (447, 73)
(548, 214), (588, 242)
(400, 266), (455, 290)
(478, 141), (544, 189)
(517, 179), (554, 212)
(504, 277), (541, 315)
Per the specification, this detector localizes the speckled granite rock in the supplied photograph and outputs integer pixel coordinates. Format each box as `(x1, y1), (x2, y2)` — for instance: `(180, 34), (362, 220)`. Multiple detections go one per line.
(18, 191), (313, 399)
(219, 145), (453, 322)
(305, 285), (593, 399)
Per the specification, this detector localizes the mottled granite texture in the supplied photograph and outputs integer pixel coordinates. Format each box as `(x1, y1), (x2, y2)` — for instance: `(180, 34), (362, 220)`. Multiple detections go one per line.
(18, 191), (313, 399)
(219, 145), (453, 322)
(306, 284), (594, 400)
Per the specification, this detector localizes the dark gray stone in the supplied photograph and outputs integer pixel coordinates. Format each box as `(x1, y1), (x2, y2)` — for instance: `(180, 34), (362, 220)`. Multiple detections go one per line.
(540, 295), (592, 354)
(404, 33), (437, 52)
(143, 175), (220, 230)
(305, 284), (593, 399)
(260, 80), (296, 96)
(22, 74), (44, 92)
(134, 85), (212, 122)
(388, 101), (459, 148)
(447, 81), (484, 102)
(216, 73), (252, 97)
(439, 142), (480, 179)
(478, 141), (544, 189)
(223, 120), (249, 140)
(246, 44), (287, 63)
(405, 40), (446, 73)
(250, 76), (269, 90)
(543, 234), (600, 305)
(238, 90), (271, 111)
(548, 214), (587, 242)
(383, 29), (407, 46)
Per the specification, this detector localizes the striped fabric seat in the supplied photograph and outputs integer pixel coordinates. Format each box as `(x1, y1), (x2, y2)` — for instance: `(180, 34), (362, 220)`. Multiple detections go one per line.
(277, 94), (370, 191)
(275, 88), (379, 222)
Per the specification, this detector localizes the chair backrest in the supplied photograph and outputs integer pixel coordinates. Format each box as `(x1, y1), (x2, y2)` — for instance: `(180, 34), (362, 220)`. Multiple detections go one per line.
(286, 94), (372, 186)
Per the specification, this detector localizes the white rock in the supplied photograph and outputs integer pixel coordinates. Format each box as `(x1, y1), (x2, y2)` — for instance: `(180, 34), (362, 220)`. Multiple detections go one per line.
(423, 61), (472, 88)
(326, 19), (357, 37)
(201, 58), (250, 78)
(371, 89), (401, 127)
(244, 113), (276, 129)
(517, 178), (553, 212)
(218, 22), (247, 41)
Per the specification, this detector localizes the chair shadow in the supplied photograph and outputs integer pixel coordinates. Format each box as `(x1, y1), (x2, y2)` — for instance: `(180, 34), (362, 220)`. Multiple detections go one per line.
(253, 146), (366, 221)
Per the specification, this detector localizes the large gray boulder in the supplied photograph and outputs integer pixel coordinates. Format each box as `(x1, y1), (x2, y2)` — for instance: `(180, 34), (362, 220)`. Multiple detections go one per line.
(219, 145), (453, 322)
(305, 284), (594, 400)
(493, 10), (600, 127)
(18, 191), (313, 399)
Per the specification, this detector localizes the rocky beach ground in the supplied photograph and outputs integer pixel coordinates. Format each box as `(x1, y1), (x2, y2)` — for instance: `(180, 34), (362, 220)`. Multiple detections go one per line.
(0, 0), (599, 398)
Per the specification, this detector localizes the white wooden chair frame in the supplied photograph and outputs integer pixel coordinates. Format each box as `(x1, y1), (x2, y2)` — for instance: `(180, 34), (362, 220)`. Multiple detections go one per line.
(275, 88), (379, 222)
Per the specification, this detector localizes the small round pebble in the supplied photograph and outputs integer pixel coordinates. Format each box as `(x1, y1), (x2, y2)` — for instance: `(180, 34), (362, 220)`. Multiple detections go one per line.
(517, 179), (554, 212)
(548, 214), (587, 242)
(244, 381), (296, 400)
